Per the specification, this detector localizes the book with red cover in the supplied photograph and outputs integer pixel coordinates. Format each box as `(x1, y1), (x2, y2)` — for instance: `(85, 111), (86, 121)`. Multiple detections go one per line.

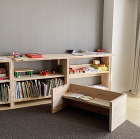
(25, 53), (42, 58)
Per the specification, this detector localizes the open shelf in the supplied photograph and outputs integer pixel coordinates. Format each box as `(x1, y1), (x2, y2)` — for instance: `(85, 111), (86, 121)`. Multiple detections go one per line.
(14, 73), (65, 81)
(0, 101), (10, 105)
(0, 80), (10, 83)
(69, 71), (109, 79)
(14, 95), (51, 102)
(62, 92), (110, 109)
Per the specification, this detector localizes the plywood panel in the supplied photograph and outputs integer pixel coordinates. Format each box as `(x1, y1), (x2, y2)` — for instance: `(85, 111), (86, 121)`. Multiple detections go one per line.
(60, 59), (69, 84)
(52, 84), (70, 113)
(109, 93), (127, 131)
(70, 101), (109, 116)
(70, 84), (122, 101)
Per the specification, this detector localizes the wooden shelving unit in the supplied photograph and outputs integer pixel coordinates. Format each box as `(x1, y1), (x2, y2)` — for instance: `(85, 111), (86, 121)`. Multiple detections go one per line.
(11, 55), (68, 109)
(0, 53), (113, 109)
(0, 57), (12, 108)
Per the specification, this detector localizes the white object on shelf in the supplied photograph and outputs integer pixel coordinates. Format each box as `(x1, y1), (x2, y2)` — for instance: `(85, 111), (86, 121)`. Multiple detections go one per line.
(83, 66), (99, 73)
(89, 84), (107, 90)
(69, 93), (84, 99)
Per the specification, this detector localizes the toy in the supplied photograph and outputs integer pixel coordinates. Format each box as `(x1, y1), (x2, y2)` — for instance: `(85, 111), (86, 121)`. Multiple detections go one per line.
(39, 70), (55, 76)
(79, 68), (83, 73)
(25, 53), (42, 58)
(69, 69), (74, 74)
(97, 49), (105, 52)
(39, 70), (49, 76)
(14, 68), (33, 78)
(67, 50), (76, 54)
(93, 60), (100, 64)
(13, 52), (23, 59)
(92, 64), (108, 71)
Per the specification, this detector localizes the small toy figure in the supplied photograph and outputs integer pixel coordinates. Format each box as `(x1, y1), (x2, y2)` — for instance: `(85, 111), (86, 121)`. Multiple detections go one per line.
(67, 50), (76, 54)
(92, 64), (108, 71)
(39, 70), (49, 76)
(39, 70), (55, 76)
(97, 49), (105, 52)
(13, 52), (23, 59)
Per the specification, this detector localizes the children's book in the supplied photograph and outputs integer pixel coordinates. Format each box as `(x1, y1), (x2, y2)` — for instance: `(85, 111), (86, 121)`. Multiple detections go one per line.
(6, 84), (9, 101)
(18, 82), (22, 99)
(5, 86), (7, 102)
(0, 91), (1, 101)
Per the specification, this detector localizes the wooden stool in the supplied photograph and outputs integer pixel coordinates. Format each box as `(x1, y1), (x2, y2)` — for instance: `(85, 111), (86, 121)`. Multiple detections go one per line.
(14, 68), (33, 78)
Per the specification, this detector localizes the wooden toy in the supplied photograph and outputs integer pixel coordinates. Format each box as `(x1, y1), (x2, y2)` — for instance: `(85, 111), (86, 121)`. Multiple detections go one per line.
(13, 52), (23, 59)
(97, 49), (105, 52)
(93, 60), (100, 64)
(69, 69), (74, 74)
(25, 53), (42, 58)
(14, 68), (33, 78)
(92, 64), (108, 71)
(79, 68), (83, 73)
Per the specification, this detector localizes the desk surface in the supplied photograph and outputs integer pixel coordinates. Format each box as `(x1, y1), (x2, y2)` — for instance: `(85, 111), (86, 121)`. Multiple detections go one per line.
(62, 92), (110, 109)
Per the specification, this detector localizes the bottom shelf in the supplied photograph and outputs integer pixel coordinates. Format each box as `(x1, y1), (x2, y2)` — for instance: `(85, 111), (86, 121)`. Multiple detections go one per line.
(0, 101), (10, 105)
(14, 95), (51, 102)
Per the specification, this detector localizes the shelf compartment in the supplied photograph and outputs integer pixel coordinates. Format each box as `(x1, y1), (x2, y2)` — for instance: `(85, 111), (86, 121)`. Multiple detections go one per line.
(14, 95), (51, 102)
(69, 71), (109, 79)
(14, 73), (65, 81)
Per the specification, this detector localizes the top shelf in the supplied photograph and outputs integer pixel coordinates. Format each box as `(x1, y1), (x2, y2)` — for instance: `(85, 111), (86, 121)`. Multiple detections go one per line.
(0, 56), (11, 63)
(13, 53), (114, 62)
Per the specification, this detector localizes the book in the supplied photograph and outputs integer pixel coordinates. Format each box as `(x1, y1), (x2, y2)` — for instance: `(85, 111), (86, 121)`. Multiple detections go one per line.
(6, 84), (9, 101)
(5, 86), (7, 102)
(38, 80), (41, 97)
(18, 82), (22, 99)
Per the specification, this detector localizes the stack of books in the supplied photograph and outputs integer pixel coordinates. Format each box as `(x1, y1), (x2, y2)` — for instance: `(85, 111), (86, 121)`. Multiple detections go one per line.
(0, 84), (9, 102)
(14, 77), (64, 100)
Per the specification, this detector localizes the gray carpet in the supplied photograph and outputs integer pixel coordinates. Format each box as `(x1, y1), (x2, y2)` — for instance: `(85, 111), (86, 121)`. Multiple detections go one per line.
(0, 104), (140, 139)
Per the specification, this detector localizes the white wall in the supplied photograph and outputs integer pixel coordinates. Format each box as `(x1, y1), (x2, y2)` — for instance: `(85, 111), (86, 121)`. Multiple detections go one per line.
(0, 0), (104, 55)
(103, 0), (137, 92)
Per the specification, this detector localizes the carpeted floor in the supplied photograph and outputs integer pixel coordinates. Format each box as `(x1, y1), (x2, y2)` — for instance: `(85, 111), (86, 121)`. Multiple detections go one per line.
(0, 104), (140, 139)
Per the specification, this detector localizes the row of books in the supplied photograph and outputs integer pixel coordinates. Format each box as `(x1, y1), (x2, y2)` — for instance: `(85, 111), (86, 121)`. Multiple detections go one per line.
(14, 78), (64, 100)
(0, 84), (9, 102)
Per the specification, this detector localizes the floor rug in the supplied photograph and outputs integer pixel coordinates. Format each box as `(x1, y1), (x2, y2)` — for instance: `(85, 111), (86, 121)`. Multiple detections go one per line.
(0, 104), (140, 139)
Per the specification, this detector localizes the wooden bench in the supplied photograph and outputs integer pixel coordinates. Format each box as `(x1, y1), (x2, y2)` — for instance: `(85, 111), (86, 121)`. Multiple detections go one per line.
(52, 84), (127, 132)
